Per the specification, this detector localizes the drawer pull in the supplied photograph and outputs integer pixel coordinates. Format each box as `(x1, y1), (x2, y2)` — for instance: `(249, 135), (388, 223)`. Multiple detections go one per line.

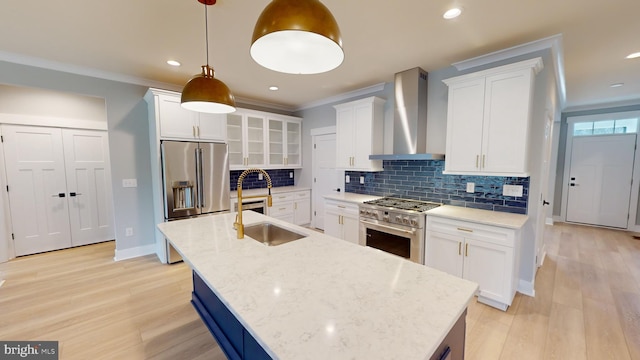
(279, 207), (287, 211)
(465, 243), (469, 257)
(457, 227), (473, 232)
(337, 205), (346, 208)
(458, 242), (461, 255)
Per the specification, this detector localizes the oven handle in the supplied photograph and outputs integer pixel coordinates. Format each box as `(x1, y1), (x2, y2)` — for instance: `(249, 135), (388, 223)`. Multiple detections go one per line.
(360, 220), (416, 235)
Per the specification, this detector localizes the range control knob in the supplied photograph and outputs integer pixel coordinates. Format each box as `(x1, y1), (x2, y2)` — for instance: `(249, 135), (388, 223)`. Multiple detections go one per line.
(359, 209), (366, 215)
(372, 212), (379, 219)
(410, 219), (418, 226)
(383, 215), (390, 221)
(366, 210), (372, 216)
(395, 215), (402, 223)
(402, 217), (410, 224)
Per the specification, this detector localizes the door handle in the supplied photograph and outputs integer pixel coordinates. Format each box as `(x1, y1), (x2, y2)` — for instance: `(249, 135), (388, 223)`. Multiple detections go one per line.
(52, 193), (65, 198)
(69, 192), (83, 197)
(543, 200), (550, 206)
(359, 220), (416, 235)
(570, 183), (577, 187)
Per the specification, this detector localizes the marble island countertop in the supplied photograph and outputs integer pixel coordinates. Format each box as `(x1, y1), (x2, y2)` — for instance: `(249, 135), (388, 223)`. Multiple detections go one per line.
(158, 211), (478, 360)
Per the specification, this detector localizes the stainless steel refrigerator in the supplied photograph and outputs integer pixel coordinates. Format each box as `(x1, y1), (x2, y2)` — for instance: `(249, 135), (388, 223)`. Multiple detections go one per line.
(161, 140), (230, 263)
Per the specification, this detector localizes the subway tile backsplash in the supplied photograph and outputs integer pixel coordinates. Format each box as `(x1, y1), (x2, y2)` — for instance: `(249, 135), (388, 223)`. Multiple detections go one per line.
(345, 160), (529, 214)
(230, 169), (294, 191)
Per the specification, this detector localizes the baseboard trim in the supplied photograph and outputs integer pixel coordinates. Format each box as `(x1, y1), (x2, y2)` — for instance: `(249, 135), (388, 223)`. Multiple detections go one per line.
(545, 217), (554, 225)
(517, 280), (536, 297)
(113, 244), (156, 261)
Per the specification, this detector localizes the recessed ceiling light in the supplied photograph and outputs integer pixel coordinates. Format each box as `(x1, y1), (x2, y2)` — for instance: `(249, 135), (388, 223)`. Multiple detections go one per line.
(443, 8), (462, 19)
(610, 83), (624, 88)
(167, 60), (181, 66)
(626, 52), (640, 59)
(269, 86), (279, 91)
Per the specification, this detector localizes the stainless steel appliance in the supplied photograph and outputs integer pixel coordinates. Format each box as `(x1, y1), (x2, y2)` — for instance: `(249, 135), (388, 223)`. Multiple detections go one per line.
(359, 197), (441, 264)
(161, 140), (230, 263)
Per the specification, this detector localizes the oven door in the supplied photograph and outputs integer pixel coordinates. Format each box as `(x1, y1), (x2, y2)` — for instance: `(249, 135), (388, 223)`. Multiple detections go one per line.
(359, 219), (424, 264)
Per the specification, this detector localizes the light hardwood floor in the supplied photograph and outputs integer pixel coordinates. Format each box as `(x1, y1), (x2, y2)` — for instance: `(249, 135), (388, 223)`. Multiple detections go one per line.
(1, 222), (639, 359)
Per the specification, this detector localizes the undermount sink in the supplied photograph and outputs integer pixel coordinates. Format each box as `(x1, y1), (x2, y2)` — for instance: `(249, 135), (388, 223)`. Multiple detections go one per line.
(244, 222), (307, 246)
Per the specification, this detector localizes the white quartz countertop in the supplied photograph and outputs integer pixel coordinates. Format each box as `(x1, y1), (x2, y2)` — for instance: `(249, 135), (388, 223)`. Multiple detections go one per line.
(323, 192), (382, 204)
(231, 185), (310, 199)
(158, 212), (477, 360)
(426, 205), (529, 229)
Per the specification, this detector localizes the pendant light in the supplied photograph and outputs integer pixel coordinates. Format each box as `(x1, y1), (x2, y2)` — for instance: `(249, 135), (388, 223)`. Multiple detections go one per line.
(250, 0), (344, 74)
(181, 0), (236, 114)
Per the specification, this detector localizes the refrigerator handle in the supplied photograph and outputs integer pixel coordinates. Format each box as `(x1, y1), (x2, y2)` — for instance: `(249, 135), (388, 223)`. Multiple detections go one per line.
(198, 148), (205, 208)
(194, 148), (201, 209)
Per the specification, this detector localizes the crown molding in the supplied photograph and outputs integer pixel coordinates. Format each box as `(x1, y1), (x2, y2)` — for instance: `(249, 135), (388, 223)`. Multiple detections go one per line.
(452, 34), (566, 109)
(295, 82), (386, 111)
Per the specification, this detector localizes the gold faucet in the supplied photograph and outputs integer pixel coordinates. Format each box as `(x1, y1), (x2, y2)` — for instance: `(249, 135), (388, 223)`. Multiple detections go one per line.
(234, 168), (272, 238)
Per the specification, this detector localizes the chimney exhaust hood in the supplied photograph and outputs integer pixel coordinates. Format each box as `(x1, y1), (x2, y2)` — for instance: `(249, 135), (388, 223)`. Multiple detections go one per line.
(369, 67), (444, 161)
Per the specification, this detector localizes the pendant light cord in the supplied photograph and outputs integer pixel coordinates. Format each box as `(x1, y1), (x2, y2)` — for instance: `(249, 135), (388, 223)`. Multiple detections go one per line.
(204, 3), (209, 66)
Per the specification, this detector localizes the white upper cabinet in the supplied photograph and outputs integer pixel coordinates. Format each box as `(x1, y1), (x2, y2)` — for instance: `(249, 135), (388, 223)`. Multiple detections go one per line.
(267, 116), (302, 168)
(334, 96), (385, 171)
(149, 90), (227, 142)
(227, 110), (267, 170)
(443, 58), (543, 176)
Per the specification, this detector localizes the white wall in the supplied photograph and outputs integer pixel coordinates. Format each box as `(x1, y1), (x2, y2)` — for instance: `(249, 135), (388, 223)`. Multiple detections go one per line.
(0, 60), (155, 260)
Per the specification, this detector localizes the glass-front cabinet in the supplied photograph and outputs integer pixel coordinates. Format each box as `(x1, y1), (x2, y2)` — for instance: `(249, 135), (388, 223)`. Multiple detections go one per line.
(226, 111), (266, 170)
(268, 117), (301, 168)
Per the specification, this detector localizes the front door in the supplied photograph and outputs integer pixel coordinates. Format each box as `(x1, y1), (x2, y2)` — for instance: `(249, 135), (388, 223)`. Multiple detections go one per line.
(2, 125), (72, 255)
(566, 134), (636, 228)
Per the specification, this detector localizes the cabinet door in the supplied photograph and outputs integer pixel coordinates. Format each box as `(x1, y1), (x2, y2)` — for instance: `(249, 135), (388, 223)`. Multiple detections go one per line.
(481, 70), (533, 174)
(425, 231), (464, 277)
(294, 197), (311, 225)
(335, 107), (354, 168)
(352, 103), (373, 169)
(324, 210), (342, 239)
(246, 115), (266, 167)
(197, 113), (227, 141)
(158, 95), (198, 139)
(462, 238), (513, 305)
(342, 213), (360, 244)
(444, 79), (485, 173)
(268, 119), (285, 167)
(285, 120), (301, 167)
(226, 113), (244, 168)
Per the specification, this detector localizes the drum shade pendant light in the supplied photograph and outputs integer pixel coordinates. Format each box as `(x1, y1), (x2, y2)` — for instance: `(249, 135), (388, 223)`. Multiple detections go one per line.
(251, 0), (344, 74)
(181, 0), (236, 113)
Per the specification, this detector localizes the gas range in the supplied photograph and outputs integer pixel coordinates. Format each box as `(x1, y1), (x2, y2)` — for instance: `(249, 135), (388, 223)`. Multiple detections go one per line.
(359, 197), (442, 229)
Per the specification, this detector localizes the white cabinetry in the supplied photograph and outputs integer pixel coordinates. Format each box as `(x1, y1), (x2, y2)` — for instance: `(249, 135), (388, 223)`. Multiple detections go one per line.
(268, 190), (310, 225)
(334, 97), (385, 171)
(443, 58), (543, 176)
(148, 89), (227, 141)
(324, 199), (359, 243)
(227, 110), (267, 169)
(268, 117), (302, 168)
(227, 111), (303, 170)
(426, 216), (521, 311)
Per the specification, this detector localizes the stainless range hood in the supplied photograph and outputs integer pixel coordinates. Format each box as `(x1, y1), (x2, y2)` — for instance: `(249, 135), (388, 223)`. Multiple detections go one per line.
(369, 67), (444, 161)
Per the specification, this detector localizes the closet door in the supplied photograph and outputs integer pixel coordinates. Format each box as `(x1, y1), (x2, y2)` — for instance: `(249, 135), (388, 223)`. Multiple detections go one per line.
(62, 129), (115, 246)
(2, 125), (71, 255)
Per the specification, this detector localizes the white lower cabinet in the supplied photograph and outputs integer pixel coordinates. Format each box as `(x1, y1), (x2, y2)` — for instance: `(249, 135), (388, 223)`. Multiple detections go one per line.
(324, 199), (359, 244)
(426, 216), (520, 311)
(268, 190), (311, 226)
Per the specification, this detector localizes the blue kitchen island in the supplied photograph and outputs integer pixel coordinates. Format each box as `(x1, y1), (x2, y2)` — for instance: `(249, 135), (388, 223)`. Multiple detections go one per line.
(158, 211), (477, 360)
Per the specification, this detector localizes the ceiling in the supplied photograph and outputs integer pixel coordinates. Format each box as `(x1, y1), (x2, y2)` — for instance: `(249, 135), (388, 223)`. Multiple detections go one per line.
(0, 0), (638, 111)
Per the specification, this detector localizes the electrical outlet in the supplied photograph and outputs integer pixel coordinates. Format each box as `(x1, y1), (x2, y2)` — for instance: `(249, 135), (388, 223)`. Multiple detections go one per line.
(466, 182), (475, 193)
(289, 172), (294, 179)
(503, 185), (523, 197)
(258, 173), (263, 181)
(345, 175), (350, 183)
(125, 227), (134, 236)
(122, 179), (137, 188)
(360, 176), (365, 184)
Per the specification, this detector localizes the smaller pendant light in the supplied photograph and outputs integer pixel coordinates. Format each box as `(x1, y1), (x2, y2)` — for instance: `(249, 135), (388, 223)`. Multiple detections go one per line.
(251, 0), (344, 74)
(181, 0), (236, 114)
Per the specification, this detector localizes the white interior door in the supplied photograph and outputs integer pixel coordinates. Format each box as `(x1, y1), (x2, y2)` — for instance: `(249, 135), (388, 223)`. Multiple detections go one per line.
(566, 134), (636, 228)
(62, 129), (115, 246)
(2, 125), (72, 255)
(312, 133), (342, 230)
(535, 115), (554, 267)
